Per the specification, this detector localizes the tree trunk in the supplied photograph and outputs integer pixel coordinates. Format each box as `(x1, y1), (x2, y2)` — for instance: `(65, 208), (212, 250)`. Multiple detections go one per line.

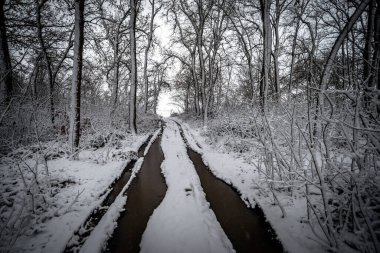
(129, 0), (138, 134)
(260, 0), (272, 109)
(0, 0), (12, 105)
(152, 73), (158, 114)
(190, 51), (200, 114)
(198, 30), (206, 121)
(111, 38), (120, 118)
(69, 0), (85, 154)
(230, 18), (254, 100)
(185, 81), (189, 113)
(35, 0), (55, 124)
(143, 0), (155, 113)
(372, 2), (380, 90)
(320, 0), (371, 92)
(273, 0), (281, 99)
(289, 19), (300, 94)
(363, 0), (375, 82)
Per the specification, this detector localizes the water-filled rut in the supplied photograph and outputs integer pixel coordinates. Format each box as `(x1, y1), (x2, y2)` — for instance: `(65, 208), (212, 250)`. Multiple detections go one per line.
(187, 149), (283, 253)
(64, 134), (153, 253)
(105, 136), (167, 253)
(174, 121), (283, 253)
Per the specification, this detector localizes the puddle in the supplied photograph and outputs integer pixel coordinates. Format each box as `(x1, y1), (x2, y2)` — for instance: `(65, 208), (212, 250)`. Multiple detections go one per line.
(64, 134), (153, 253)
(105, 136), (167, 253)
(187, 149), (284, 253)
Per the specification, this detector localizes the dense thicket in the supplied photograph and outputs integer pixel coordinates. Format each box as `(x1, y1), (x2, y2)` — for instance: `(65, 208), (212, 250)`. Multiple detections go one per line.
(0, 0), (168, 152)
(167, 0), (380, 251)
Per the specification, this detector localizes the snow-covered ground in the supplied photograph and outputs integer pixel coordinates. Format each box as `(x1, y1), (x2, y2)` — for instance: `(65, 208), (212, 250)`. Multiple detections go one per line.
(140, 120), (234, 253)
(79, 128), (162, 253)
(176, 119), (326, 253)
(0, 133), (151, 253)
(2, 117), (332, 253)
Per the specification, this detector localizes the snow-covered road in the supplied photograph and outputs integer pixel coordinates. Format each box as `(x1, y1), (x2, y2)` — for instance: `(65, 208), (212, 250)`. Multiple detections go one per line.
(140, 120), (234, 253)
(82, 119), (284, 253)
(4, 120), (287, 253)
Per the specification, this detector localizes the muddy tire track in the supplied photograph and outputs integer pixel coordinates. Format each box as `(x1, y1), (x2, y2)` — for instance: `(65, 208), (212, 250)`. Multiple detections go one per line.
(176, 122), (284, 253)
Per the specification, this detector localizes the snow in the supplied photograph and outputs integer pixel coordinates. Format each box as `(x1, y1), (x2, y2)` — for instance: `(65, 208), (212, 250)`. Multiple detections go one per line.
(0, 133), (151, 253)
(79, 128), (162, 253)
(176, 119), (325, 253)
(140, 120), (234, 253)
(10, 159), (125, 253)
(79, 158), (144, 253)
(1, 117), (331, 253)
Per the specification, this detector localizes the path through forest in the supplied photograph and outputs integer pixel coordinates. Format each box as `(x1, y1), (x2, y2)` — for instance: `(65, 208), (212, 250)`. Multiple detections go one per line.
(77, 120), (283, 253)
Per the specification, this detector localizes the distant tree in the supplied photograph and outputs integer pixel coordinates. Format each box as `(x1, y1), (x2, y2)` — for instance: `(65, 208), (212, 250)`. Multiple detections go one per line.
(143, 0), (162, 113)
(259, 0), (272, 109)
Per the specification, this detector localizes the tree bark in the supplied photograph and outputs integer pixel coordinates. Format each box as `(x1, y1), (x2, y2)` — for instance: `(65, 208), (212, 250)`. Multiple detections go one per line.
(143, 0), (156, 113)
(273, 0), (281, 99)
(129, 0), (138, 134)
(289, 19), (300, 94)
(260, 0), (272, 109)
(0, 0), (12, 105)
(69, 0), (85, 153)
(319, 0), (371, 92)
(35, 0), (55, 124)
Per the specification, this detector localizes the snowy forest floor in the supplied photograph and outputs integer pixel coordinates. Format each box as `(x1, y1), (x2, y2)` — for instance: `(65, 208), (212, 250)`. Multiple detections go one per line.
(1, 117), (343, 253)
(0, 129), (152, 252)
(176, 118), (327, 253)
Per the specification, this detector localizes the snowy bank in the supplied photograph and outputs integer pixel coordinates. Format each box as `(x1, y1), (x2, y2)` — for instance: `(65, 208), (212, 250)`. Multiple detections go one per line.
(0, 133), (151, 253)
(177, 119), (325, 253)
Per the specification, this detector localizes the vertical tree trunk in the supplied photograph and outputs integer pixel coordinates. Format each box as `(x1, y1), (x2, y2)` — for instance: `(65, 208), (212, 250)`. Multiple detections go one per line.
(273, 0), (281, 99)
(35, 0), (55, 124)
(69, 0), (85, 154)
(230, 17), (254, 100)
(289, 19), (300, 94)
(198, 29), (206, 121)
(111, 38), (120, 118)
(363, 0), (374, 82)
(371, 2), (380, 91)
(0, 0), (12, 105)
(185, 81), (189, 113)
(143, 0), (155, 113)
(129, 0), (138, 134)
(190, 51), (200, 114)
(260, 0), (272, 109)
(152, 73), (158, 114)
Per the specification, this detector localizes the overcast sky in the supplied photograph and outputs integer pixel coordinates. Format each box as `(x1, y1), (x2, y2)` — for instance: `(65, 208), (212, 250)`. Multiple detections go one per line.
(151, 4), (182, 117)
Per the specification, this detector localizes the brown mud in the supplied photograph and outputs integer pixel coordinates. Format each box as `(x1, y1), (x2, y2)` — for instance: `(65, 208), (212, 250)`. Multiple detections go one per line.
(64, 133), (154, 253)
(104, 136), (167, 253)
(175, 121), (283, 253)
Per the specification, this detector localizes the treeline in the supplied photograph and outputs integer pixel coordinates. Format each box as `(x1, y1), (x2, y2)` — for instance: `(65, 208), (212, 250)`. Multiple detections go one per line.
(0, 0), (167, 153)
(167, 0), (380, 251)
(167, 0), (379, 124)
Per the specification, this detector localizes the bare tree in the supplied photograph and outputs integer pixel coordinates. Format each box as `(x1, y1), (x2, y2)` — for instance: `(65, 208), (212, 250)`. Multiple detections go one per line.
(35, 0), (74, 124)
(0, 0), (12, 105)
(272, 0), (288, 99)
(69, 0), (85, 153)
(129, 0), (138, 134)
(102, 4), (129, 118)
(259, 0), (272, 109)
(143, 0), (161, 113)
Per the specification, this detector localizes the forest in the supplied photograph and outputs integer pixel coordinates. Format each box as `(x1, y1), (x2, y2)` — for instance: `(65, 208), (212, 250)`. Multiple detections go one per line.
(0, 0), (379, 252)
